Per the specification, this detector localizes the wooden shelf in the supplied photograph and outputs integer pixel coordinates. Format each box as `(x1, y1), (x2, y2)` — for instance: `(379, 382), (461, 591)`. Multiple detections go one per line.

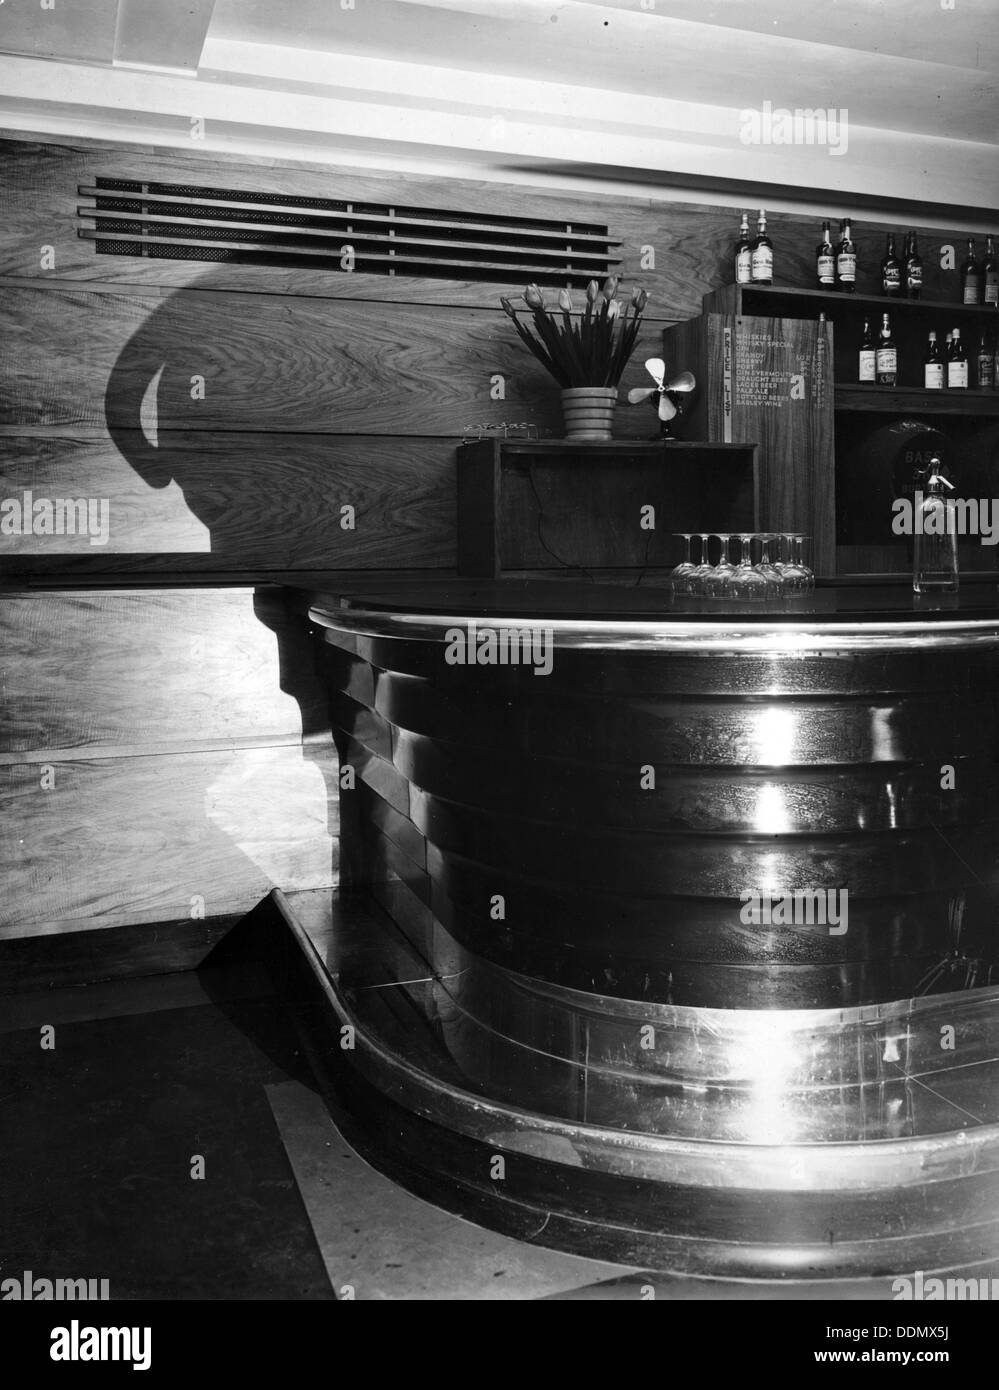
(705, 283), (999, 319)
(835, 385), (999, 415)
(456, 438), (758, 577)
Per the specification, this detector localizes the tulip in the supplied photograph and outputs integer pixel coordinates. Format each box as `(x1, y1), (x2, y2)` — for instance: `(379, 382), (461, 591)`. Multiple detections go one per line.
(602, 275), (620, 299)
(607, 299), (621, 320)
(500, 296), (517, 318)
(558, 288), (573, 313)
(634, 288), (649, 312)
(523, 284), (546, 311)
(586, 279), (599, 304)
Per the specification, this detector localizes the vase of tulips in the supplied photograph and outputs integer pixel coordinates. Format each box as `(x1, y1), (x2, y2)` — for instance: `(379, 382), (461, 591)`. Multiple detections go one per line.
(500, 278), (648, 441)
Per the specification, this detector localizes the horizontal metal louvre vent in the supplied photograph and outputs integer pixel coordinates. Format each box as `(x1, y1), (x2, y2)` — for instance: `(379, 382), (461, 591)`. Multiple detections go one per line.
(77, 178), (620, 286)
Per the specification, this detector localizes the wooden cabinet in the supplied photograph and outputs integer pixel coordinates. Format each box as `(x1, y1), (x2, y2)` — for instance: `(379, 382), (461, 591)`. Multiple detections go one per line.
(695, 284), (999, 578)
(661, 306), (834, 575)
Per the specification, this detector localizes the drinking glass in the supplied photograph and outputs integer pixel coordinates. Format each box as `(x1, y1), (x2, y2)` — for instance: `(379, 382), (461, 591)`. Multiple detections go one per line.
(729, 533), (775, 601)
(754, 533), (783, 596)
(707, 532), (737, 597)
(688, 532), (714, 596)
(792, 534), (815, 591)
(776, 532), (809, 595)
(669, 533), (698, 594)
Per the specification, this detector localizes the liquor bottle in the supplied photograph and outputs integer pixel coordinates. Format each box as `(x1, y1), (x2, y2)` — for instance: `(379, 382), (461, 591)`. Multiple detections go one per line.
(984, 234), (998, 306)
(816, 220), (835, 289)
(881, 232), (902, 295)
(876, 312), (897, 385)
(977, 331), (995, 389)
(905, 232), (923, 299)
(858, 317), (876, 382)
(924, 331), (944, 389)
(913, 462), (958, 595)
(750, 209), (773, 285)
(836, 218), (857, 292)
(734, 212), (752, 285)
(947, 327), (968, 387)
(961, 238), (981, 304)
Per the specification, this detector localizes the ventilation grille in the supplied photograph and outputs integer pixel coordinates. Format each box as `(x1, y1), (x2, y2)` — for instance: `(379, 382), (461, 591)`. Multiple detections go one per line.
(76, 178), (620, 287)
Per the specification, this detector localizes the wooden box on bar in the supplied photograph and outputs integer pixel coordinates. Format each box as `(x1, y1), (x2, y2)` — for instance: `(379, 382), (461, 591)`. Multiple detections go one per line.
(456, 438), (759, 578)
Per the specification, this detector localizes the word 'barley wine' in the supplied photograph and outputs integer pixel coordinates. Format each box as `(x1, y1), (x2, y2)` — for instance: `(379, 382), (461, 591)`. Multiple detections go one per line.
(750, 209), (773, 285)
(734, 212), (752, 285)
(816, 220), (835, 289)
(836, 218), (857, 292)
(876, 312), (897, 386)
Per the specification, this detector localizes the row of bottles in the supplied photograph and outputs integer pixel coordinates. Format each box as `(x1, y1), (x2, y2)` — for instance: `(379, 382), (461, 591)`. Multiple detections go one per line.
(734, 210), (772, 285)
(857, 315), (997, 388)
(733, 212), (998, 303)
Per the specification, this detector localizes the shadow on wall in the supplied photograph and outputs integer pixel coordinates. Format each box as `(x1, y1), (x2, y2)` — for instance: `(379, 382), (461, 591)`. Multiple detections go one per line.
(20, 272), (347, 951)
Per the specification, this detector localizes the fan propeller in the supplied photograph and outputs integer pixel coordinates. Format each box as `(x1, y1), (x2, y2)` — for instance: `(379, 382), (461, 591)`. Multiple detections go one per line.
(627, 359), (696, 420)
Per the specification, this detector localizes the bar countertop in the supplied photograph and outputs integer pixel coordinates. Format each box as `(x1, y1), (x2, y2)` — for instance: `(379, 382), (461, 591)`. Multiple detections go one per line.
(308, 579), (999, 649)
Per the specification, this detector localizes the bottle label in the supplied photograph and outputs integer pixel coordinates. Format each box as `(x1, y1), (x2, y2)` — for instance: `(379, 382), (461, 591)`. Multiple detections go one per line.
(948, 360), (969, 387)
(876, 347), (897, 376)
(858, 349), (876, 382)
(978, 355), (995, 388)
(963, 275), (980, 304)
(817, 253), (835, 283)
(736, 250), (752, 284)
(985, 271), (998, 305)
(907, 266), (923, 289)
(751, 247), (773, 280)
(883, 267), (901, 290)
(924, 363), (944, 389)
(837, 252), (856, 282)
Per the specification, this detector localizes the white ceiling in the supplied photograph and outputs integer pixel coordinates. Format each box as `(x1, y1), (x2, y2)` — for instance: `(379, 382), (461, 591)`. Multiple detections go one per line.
(0, 0), (996, 212)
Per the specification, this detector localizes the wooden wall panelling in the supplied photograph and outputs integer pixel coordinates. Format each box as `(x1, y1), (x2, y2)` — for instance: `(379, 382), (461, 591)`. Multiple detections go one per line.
(0, 137), (982, 311)
(0, 588), (329, 752)
(0, 745), (339, 937)
(0, 284), (669, 437)
(0, 434), (458, 570)
(0, 588), (340, 935)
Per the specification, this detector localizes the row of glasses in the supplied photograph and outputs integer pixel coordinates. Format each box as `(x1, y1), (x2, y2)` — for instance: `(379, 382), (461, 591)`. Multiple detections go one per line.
(670, 533), (814, 599)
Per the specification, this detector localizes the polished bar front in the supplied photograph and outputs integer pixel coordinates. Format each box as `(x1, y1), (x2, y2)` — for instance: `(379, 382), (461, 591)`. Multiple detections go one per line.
(300, 581), (999, 1275)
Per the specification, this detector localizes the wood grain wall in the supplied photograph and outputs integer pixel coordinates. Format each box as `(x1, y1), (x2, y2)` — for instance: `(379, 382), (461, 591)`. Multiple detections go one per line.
(0, 587), (338, 941)
(1, 134), (980, 578)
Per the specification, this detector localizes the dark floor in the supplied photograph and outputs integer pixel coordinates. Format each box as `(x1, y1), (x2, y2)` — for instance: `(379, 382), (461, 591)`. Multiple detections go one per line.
(0, 967), (335, 1300)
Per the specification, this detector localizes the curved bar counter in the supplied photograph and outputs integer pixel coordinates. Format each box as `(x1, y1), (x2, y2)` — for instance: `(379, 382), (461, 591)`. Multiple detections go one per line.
(301, 581), (999, 1277)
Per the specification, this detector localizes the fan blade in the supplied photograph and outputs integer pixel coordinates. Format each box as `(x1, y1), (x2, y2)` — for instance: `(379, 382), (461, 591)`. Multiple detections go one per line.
(627, 386), (657, 404)
(658, 394), (678, 421)
(666, 370), (696, 393)
(644, 356), (666, 387)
